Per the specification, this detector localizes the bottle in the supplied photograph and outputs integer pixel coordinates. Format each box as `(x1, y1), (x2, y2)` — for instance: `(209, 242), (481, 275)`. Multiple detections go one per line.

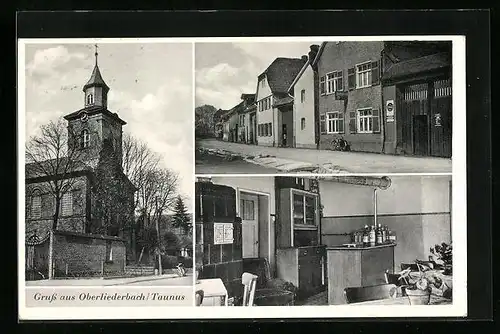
(362, 225), (369, 247)
(388, 229), (396, 243)
(369, 225), (376, 247)
(376, 224), (383, 245)
(382, 225), (387, 243)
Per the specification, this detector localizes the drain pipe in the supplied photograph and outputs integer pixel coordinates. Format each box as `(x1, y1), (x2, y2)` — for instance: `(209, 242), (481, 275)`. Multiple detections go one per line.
(380, 49), (386, 154)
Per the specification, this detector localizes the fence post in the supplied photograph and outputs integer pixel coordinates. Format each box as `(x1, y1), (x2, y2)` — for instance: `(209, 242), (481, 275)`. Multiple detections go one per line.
(65, 263), (68, 277)
(101, 261), (104, 277)
(48, 229), (54, 279)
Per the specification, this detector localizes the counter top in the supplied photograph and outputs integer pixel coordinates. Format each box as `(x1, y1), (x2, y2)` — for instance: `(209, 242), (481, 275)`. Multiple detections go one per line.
(326, 243), (396, 251)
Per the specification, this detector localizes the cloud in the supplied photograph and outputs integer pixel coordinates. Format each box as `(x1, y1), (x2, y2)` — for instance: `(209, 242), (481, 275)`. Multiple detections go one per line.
(27, 46), (88, 80)
(108, 82), (193, 203)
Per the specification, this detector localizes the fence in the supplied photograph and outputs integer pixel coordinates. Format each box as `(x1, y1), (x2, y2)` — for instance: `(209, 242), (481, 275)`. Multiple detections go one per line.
(52, 259), (126, 278)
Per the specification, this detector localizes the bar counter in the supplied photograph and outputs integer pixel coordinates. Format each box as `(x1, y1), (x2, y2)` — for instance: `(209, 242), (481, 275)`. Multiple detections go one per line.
(326, 243), (396, 305)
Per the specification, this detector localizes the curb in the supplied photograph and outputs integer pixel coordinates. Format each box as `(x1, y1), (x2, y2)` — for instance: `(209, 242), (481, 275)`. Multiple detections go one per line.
(106, 274), (183, 286)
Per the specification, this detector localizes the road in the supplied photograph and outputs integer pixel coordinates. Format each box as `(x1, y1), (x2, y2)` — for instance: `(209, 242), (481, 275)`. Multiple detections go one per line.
(196, 138), (452, 174)
(196, 149), (277, 174)
(26, 273), (193, 287)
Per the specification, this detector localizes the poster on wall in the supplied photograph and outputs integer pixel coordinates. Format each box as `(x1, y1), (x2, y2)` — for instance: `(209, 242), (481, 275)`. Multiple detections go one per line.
(386, 100), (395, 122)
(214, 223), (234, 245)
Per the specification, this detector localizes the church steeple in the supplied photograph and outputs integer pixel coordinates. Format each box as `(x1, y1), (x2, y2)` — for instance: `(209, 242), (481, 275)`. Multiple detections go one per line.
(83, 45), (110, 109)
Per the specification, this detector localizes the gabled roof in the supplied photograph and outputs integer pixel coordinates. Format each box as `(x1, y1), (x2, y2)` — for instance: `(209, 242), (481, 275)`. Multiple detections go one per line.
(273, 95), (294, 107)
(259, 57), (307, 94)
(287, 59), (311, 93)
(382, 52), (451, 80)
(64, 105), (127, 125)
(83, 64), (110, 92)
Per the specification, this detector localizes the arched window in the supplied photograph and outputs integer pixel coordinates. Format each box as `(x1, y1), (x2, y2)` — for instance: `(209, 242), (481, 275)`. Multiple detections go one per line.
(81, 129), (90, 148)
(86, 93), (94, 105)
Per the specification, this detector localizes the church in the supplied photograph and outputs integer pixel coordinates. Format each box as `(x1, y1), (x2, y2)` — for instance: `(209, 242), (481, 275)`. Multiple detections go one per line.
(25, 49), (137, 280)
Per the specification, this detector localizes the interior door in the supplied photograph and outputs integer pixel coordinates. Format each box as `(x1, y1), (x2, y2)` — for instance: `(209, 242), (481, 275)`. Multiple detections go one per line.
(240, 193), (259, 258)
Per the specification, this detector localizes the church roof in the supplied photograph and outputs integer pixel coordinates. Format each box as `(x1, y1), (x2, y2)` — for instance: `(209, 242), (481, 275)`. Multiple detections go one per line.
(64, 105), (127, 125)
(83, 64), (110, 91)
(25, 158), (93, 180)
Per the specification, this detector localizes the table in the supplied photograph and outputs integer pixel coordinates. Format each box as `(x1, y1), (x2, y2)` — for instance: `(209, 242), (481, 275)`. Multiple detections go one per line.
(348, 295), (452, 306)
(196, 278), (228, 306)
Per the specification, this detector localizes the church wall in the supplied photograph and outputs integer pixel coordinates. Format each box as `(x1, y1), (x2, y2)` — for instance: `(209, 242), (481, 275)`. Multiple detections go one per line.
(101, 113), (123, 166)
(26, 175), (89, 238)
(52, 230), (126, 277)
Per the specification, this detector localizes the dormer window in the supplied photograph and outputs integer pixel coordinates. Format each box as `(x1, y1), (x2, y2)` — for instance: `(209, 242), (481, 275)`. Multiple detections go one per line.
(86, 93), (94, 105)
(81, 129), (90, 148)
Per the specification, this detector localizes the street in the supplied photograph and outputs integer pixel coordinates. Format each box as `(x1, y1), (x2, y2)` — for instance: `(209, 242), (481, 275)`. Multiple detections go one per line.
(26, 273), (193, 287)
(196, 149), (277, 174)
(195, 138), (452, 174)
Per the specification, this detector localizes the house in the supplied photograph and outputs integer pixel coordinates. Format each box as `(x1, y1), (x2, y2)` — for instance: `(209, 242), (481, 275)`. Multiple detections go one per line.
(237, 93), (256, 144)
(25, 51), (137, 279)
(286, 45), (320, 148)
(195, 174), (451, 305)
(256, 57), (307, 147)
(312, 41), (385, 153)
(312, 41), (452, 157)
(381, 41), (452, 157)
(213, 108), (226, 139)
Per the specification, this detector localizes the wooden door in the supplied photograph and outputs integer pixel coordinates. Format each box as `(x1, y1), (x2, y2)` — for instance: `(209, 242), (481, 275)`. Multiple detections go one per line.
(430, 78), (452, 157)
(240, 193), (259, 258)
(298, 256), (312, 292)
(413, 114), (429, 156)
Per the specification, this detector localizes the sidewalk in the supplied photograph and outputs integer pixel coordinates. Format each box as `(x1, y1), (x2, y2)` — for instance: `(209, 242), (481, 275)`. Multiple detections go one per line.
(196, 139), (452, 174)
(26, 274), (181, 287)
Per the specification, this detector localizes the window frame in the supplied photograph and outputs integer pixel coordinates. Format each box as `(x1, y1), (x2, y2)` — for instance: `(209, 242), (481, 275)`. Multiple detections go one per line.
(86, 93), (94, 105)
(81, 129), (90, 148)
(357, 107), (374, 133)
(30, 190), (42, 219)
(300, 89), (306, 103)
(60, 191), (73, 217)
(324, 70), (343, 94)
(356, 61), (372, 89)
(326, 111), (343, 134)
(300, 117), (306, 130)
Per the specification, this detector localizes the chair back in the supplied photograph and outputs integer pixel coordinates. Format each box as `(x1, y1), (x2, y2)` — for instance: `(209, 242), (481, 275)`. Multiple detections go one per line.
(195, 290), (204, 306)
(400, 263), (420, 271)
(344, 284), (398, 304)
(242, 272), (258, 306)
(384, 270), (402, 285)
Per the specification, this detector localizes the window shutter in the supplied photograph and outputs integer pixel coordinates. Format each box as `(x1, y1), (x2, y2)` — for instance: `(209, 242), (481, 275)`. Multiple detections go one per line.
(338, 70), (344, 91)
(349, 111), (357, 133)
(372, 108), (381, 133)
(320, 76), (326, 95)
(339, 112), (345, 134)
(371, 60), (380, 85)
(320, 115), (326, 134)
(348, 67), (356, 90)
(269, 123), (272, 136)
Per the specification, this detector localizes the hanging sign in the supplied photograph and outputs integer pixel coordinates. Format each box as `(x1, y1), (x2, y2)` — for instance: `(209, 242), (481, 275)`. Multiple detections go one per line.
(214, 223), (234, 245)
(434, 113), (442, 127)
(386, 100), (395, 122)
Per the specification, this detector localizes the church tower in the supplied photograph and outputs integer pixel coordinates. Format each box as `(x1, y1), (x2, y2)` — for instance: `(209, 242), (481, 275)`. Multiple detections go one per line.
(64, 45), (126, 168)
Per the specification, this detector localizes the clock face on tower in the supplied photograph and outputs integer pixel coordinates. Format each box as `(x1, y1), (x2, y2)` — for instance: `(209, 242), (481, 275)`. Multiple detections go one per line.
(80, 111), (88, 122)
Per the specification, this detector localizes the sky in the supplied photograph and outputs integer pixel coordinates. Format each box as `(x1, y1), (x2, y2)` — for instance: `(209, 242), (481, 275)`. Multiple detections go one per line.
(23, 42), (194, 209)
(195, 41), (317, 110)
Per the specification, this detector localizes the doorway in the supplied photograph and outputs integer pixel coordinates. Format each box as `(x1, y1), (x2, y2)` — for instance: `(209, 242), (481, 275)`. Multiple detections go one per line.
(413, 114), (429, 156)
(282, 124), (287, 147)
(240, 192), (259, 258)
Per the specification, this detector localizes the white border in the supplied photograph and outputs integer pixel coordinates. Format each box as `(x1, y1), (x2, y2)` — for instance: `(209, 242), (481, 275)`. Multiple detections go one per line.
(19, 36), (466, 320)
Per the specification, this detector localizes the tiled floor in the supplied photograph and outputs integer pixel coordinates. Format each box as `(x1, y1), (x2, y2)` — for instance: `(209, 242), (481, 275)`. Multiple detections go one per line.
(296, 291), (328, 306)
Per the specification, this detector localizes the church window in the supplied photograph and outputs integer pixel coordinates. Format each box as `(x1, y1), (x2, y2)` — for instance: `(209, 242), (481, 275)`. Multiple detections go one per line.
(31, 190), (41, 219)
(60, 191), (73, 216)
(81, 130), (90, 148)
(41, 193), (53, 218)
(86, 93), (94, 105)
(72, 189), (83, 215)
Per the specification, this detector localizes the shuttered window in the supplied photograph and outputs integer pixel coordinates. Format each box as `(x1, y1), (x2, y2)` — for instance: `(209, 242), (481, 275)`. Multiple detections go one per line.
(320, 115), (327, 134)
(356, 62), (372, 88)
(349, 112), (357, 133)
(347, 68), (356, 90)
(60, 191), (73, 216)
(371, 60), (380, 85)
(326, 112), (344, 134)
(356, 108), (381, 134)
(31, 191), (41, 219)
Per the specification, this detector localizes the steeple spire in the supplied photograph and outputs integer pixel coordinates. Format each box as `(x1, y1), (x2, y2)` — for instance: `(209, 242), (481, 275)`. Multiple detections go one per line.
(94, 44), (98, 66)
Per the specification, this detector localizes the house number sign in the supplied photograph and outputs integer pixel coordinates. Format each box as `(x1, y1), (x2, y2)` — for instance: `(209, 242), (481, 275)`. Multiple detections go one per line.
(434, 113), (442, 127)
(214, 223), (234, 245)
(386, 100), (395, 122)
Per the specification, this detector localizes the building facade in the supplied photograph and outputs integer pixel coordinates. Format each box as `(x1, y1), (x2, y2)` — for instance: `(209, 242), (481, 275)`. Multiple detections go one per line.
(381, 41), (452, 158)
(313, 41), (385, 153)
(256, 57), (307, 147)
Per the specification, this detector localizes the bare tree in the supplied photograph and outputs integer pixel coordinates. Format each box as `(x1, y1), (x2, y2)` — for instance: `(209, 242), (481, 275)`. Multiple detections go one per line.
(25, 119), (86, 230)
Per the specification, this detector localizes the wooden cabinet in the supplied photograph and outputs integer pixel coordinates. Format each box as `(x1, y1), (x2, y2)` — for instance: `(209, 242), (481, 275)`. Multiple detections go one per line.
(326, 244), (396, 305)
(276, 187), (324, 299)
(277, 188), (320, 248)
(276, 246), (326, 299)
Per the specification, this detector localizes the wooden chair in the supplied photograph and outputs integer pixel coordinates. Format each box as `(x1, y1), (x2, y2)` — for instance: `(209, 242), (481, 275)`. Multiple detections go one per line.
(195, 290), (204, 306)
(242, 272), (258, 306)
(344, 284), (398, 304)
(400, 263), (420, 271)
